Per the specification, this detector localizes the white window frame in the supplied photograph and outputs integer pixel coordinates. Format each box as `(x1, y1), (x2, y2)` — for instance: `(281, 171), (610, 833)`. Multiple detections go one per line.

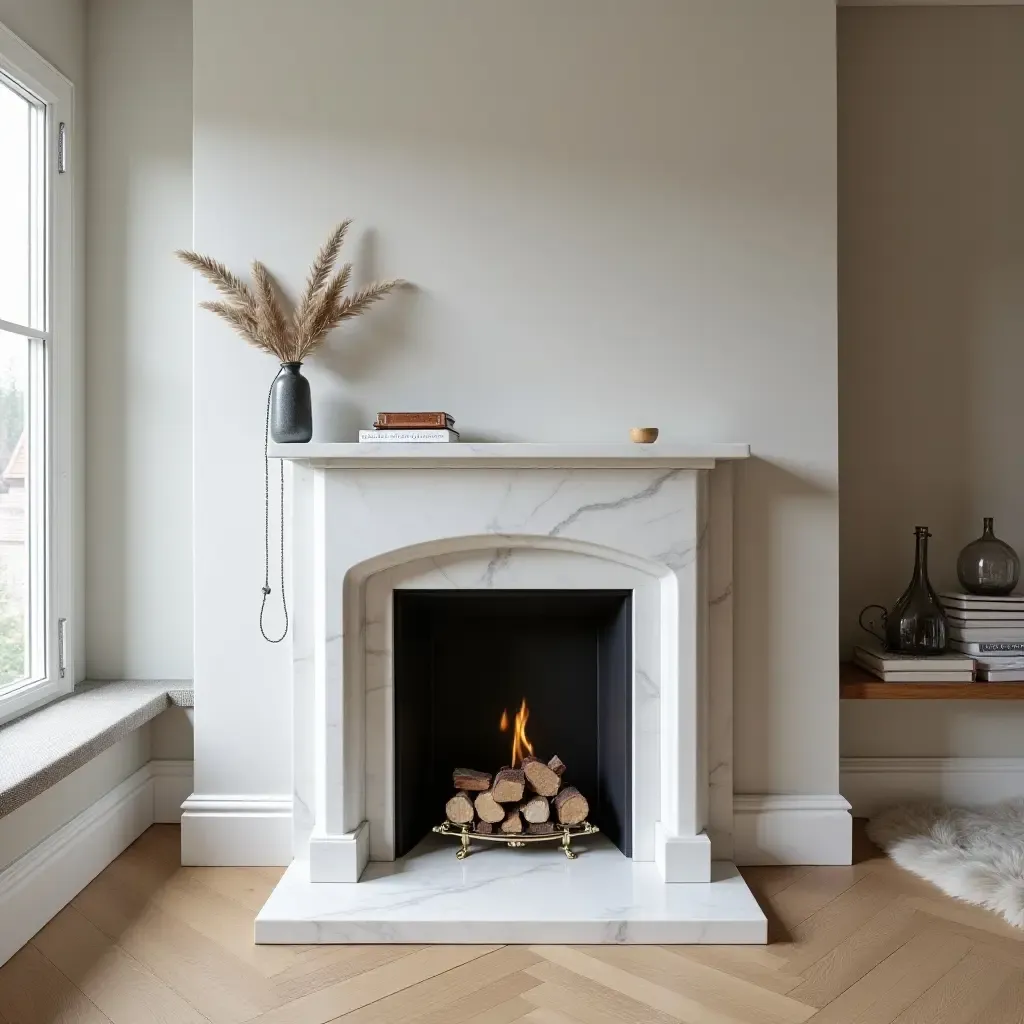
(0, 22), (75, 724)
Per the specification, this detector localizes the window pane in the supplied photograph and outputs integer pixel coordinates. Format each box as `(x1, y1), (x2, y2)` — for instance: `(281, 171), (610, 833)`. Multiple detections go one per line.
(0, 74), (37, 329)
(0, 331), (29, 689)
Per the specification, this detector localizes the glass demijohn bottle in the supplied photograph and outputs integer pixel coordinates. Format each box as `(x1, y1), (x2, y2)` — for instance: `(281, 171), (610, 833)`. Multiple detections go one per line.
(956, 518), (1020, 596)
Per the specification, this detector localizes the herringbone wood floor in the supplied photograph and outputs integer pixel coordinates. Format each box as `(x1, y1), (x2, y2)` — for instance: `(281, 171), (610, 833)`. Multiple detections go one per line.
(1, 825), (1023, 1023)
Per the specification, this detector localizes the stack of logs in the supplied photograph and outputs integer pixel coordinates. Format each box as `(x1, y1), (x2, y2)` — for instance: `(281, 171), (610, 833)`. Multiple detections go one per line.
(444, 755), (590, 835)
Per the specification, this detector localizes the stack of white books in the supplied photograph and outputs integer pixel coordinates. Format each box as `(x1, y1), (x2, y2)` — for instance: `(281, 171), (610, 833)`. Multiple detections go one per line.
(940, 592), (1024, 681)
(853, 644), (974, 682)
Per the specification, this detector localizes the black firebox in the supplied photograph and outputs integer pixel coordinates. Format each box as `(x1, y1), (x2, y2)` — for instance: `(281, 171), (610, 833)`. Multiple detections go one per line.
(393, 590), (632, 858)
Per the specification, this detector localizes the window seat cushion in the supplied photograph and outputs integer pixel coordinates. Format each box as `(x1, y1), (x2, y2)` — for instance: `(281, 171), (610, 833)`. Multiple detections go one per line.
(0, 680), (193, 818)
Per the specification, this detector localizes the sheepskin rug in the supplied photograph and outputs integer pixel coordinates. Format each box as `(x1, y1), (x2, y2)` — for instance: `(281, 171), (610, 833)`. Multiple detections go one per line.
(868, 801), (1024, 928)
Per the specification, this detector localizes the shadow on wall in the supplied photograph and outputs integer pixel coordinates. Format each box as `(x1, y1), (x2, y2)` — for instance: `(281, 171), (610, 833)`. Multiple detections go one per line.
(734, 457), (838, 793)
(311, 229), (422, 442)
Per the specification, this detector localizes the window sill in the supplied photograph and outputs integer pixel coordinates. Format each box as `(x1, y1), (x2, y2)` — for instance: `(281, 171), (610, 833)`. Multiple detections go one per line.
(0, 680), (193, 819)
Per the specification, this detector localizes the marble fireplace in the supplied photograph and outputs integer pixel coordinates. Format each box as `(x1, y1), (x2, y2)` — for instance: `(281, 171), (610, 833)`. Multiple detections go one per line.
(255, 442), (766, 943)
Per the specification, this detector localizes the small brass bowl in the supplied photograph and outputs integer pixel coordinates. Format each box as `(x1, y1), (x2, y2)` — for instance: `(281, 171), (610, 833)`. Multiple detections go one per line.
(629, 427), (659, 444)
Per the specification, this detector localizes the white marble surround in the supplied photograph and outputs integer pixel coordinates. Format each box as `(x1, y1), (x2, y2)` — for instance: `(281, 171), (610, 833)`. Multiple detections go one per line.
(258, 442), (766, 943)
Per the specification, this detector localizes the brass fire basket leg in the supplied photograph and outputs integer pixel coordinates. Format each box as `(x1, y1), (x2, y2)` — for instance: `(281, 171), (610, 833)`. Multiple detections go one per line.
(436, 820), (597, 858)
(561, 828), (577, 860)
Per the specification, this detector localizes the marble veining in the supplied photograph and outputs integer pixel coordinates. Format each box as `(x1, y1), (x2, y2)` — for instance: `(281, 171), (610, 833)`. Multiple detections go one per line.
(546, 469), (681, 537)
(650, 542), (697, 571)
(480, 547), (512, 586)
(636, 668), (659, 698)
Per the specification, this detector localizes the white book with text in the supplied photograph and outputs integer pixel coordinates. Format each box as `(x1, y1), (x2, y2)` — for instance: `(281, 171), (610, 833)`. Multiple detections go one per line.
(853, 644), (973, 673)
(358, 429), (460, 443)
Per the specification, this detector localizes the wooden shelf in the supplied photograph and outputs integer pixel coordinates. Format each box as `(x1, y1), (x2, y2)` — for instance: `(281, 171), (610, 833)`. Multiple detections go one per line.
(841, 662), (1024, 699)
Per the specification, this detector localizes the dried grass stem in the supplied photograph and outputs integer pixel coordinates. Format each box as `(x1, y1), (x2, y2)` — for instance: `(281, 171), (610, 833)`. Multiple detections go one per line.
(177, 222), (401, 362)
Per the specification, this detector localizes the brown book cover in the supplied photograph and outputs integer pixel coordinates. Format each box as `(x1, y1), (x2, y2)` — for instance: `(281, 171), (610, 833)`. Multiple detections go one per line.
(375, 412), (454, 429)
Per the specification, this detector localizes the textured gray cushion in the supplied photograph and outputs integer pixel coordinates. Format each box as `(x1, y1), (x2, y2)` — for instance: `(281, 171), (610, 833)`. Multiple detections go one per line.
(0, 680), (194, 817)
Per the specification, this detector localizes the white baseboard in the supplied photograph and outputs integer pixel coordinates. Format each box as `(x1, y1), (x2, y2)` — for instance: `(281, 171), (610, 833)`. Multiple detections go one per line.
(0, 767), (153, 967)
(732, 794), (852, 866)
(841, 757), (1024, 818)
(150, 760), (194, 823)
(0, 758), (193, 968)
(180, 794), (292, 866)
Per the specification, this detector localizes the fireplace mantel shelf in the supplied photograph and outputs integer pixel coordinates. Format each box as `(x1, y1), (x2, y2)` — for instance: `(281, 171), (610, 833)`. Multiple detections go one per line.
(269, 441), (750, 469)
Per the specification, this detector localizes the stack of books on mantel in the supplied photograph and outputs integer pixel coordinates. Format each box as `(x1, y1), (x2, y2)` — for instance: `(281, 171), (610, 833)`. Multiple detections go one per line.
(358, 412), (459, 443)
(941, 592), (1024, 681)
(853, 644), (974, 683)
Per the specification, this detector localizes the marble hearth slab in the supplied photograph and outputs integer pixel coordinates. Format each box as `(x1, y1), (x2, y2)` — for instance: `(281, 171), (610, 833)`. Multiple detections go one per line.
(255, 836), (766, 944)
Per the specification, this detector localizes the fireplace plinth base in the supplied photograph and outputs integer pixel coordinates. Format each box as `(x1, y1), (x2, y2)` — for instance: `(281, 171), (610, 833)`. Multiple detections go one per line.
(309, 822), (369, 883)
(655, 824), (713, 882)
(255, 835), (766, 945)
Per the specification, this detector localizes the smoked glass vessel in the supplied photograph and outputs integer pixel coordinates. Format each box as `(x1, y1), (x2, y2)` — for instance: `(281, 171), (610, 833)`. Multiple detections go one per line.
(957, 518), (1020, 596)
(860, 526), (948, 654)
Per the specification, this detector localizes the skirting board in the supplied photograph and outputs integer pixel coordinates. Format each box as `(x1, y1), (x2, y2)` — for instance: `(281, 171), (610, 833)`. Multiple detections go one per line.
(183, 794), (858, 868)
(181, 794), (293, 866)
(151, 760), (194, 823)
(842, 757), (1024, 818)
(0, 759), (192, 969)
(732, 794), (852, 865)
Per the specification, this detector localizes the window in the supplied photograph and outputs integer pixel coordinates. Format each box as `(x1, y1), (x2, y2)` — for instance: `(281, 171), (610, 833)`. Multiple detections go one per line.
(0, 23), (74, 723)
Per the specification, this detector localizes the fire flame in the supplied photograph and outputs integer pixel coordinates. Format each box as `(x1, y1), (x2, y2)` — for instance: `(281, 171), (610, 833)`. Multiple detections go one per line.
(499, 698), (534, 767)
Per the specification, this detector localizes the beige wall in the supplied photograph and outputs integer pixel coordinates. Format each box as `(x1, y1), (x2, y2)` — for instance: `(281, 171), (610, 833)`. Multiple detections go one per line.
(191, 0), (839, 805)
(84, 0), (193, 679)
(0, 0), (83, 82)
(839, 7), (1024, 756)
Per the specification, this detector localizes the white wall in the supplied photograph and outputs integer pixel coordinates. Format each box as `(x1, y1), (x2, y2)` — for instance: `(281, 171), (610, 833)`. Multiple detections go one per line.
(84, 0), (193, 679)
(0, 0), (86, 676)
(151, 706), (194, 760)
(191, 0), (839, 828)
(839, 7), (1024, 757)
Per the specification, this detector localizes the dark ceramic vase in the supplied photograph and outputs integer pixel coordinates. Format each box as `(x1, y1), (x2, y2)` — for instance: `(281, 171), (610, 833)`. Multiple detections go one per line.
(860, 526), (949, 654)
(957, 518), (1020, 596)
(269, 362), (312, 443)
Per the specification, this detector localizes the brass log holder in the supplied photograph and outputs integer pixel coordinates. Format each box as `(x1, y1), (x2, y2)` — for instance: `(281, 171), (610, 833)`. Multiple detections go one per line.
(432, 820), (600, 860)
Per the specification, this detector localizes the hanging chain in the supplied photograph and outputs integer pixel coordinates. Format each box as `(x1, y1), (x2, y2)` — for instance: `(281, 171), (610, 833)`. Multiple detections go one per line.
(260, 379), (289, 642)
